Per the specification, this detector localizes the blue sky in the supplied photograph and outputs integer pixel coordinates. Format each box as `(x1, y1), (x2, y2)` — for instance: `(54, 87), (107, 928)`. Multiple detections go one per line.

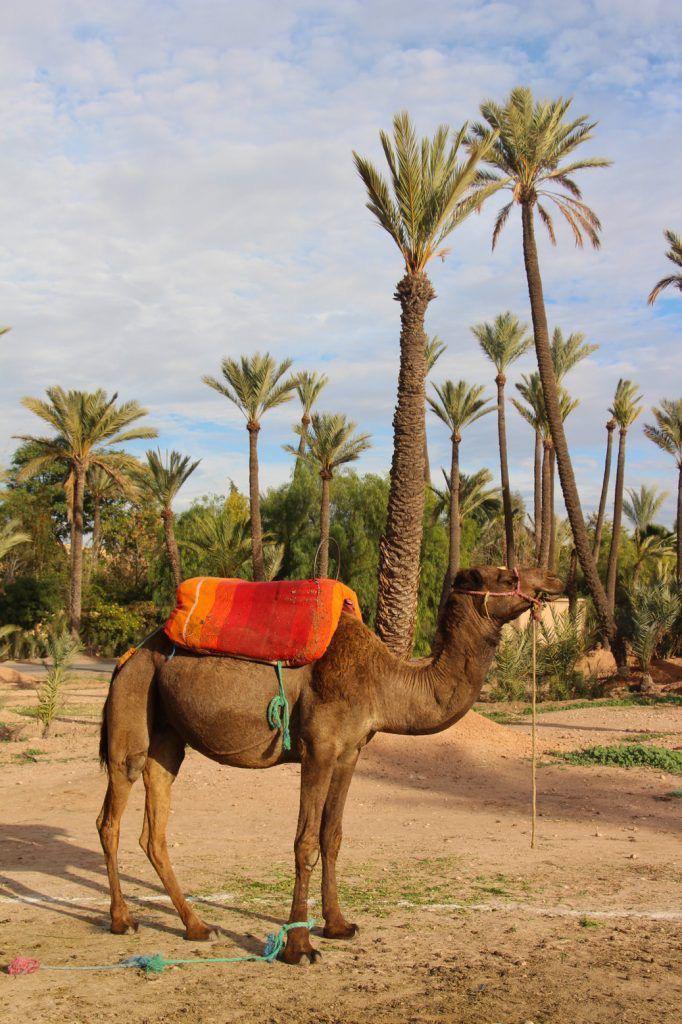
(1, 1), (680, 524)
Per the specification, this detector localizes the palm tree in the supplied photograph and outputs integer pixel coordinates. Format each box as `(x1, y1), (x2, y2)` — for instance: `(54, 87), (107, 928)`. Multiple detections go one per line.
(0, 519), (30, 563)
(87, 463), (138, 566)
(432, 467), (501, 525)
(16, 388), (156, 634)
(424, 334), (447, 485)
(286, 413), (371, 577)
(428, 380), (493, 592)
(605, 379), (643, 612)
(353, 112), (499, 655)
(471, 312), (532, 567)
(644, 398), (682, 580)
(203, 353), (295, 581)
(648, 230), (682, 305)
(592, 416), (617, 558)
(180, 498), (252, 580)
(472, 85), (615, 643)
(514, 374), (577, 568)
(293, 372), (328, 467)
(546, 328), (598, 568)
(140, 450), (200, 588)
(623, 486), (673, 583)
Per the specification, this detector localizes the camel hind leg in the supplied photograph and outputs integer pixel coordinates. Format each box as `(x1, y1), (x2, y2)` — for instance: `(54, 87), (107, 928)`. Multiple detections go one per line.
(97, 647), (156, 934)
(140, 727), (220, 941)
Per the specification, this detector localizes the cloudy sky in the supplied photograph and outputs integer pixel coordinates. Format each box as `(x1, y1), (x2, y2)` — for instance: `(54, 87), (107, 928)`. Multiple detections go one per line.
(1, 1), (680, 524)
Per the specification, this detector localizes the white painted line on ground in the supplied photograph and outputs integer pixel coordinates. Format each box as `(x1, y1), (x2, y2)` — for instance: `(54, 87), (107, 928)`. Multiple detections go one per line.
(1, 890), (681, 921)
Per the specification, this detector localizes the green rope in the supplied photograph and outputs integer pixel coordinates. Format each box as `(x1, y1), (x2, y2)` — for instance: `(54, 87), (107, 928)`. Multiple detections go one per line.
(267, 661), (291, 751)
(9, 920), (315, 976)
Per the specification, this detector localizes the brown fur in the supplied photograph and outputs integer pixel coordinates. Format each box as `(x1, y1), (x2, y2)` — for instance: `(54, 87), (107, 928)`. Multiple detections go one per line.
(97, 566), (562, 963)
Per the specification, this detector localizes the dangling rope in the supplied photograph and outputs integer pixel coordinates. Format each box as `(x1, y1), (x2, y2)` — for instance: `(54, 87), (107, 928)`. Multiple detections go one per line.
(531, 614), (538, 850)
(267, 661), (291, 752)
(6, 919), (316, 976)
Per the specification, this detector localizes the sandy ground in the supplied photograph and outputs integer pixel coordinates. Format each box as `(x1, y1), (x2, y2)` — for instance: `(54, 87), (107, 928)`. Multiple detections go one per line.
(1, 674), (681, 1024)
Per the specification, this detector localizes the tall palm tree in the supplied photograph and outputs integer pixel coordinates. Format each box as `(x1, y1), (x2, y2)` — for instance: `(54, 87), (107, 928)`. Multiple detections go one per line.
(353, 112), (499, 655)
(546, 328), (598, 568)
(428, 380), (493, 592)
(605, 379), (643, 612)
(203, 352), (295, 581)
(286, 413), (371, 578)
(293, 372), (328, 466)
(472, 85), (615, 643)
(140, 449), (200, 588)
(180, 498), (252, 580)
(648, 230), (682, 305)
(592, 416), (617, 558)
(513, 374), (577, 567)
(424, 334), (447, 485)
(471, 311), (532, 567)
(644, 398), (682, 581)
(16, 388), (156, 634)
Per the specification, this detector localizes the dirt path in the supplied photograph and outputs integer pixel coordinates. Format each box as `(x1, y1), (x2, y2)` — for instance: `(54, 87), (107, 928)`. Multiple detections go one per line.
(1, 685), (680, 1023)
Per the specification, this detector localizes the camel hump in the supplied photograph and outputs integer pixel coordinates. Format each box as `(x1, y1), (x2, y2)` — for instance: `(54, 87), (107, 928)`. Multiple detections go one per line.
(164, 577), (362, 665)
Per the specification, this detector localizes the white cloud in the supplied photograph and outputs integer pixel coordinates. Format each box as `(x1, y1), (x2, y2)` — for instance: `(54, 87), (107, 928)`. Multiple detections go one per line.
(0, 1), (680, 528)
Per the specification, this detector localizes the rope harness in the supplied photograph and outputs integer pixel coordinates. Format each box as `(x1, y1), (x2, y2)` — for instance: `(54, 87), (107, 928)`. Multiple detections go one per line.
(455, 567), (544, 849)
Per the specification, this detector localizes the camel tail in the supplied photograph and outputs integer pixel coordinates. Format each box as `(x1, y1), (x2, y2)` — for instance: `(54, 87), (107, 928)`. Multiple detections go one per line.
(99, 694), (110, 767)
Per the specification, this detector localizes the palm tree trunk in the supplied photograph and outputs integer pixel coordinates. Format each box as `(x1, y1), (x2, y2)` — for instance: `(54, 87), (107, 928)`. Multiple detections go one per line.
(593, 420), (616, 560)
(247, 422), (265, 581)
(520, 201), (616, 645)
(605, 428), (627, 614)
(161, 506), (182, 589)
(438, 435), (461, 614)
(567, 547), (578, 619)
(295, 414), (310, 477)
(319, 473), (331, 578)
(496, 373), (516, 568)
(677, 462), (681, 584)
(423, 432), (432, 486)
(69, 465), (85, 636)
(548, 446), (556, 572)
(539, 441), (552, 569)
(533, 429), (542, 562)
(375, 271), (435, 657)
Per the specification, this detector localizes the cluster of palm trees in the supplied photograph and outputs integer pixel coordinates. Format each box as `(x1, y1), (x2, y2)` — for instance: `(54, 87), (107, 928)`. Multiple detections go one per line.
(4, 85), (680, 658)
(353, 85), (680, 658)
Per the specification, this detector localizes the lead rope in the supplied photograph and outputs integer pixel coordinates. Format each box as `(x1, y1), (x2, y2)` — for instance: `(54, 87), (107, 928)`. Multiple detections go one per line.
(531, 614), (538, 849)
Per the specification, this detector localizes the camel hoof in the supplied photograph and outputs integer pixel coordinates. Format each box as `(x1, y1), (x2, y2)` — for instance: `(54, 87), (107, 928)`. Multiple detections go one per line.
(323, 922), (359, 940)
(110, 919), (139, 936)
(184, 924), (221, 942)
(281, 944), (321, 965)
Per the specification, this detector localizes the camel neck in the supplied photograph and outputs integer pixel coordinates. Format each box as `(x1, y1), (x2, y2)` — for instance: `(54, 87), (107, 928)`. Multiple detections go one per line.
(373, 595), (501, 736)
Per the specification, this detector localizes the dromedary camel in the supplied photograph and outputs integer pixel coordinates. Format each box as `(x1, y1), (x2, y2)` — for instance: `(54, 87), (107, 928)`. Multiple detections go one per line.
(97, 565), (562, 964)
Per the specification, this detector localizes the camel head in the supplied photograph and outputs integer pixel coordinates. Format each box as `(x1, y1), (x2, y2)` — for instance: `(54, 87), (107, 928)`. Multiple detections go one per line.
(449, 565), (564, 624)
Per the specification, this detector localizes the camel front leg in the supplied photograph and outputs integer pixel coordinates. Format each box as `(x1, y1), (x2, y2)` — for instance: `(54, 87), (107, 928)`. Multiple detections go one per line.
(321, 751), (359, 939)
(140, 728), (219, 941)
(282, 741), (335, 965)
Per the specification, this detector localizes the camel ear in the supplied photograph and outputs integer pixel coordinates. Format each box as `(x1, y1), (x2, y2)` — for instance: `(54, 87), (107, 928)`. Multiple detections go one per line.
(453, 568), (484, 591)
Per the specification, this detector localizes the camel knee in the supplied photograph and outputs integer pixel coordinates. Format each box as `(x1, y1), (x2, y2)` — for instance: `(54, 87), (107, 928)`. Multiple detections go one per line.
(125, 752), (147, 782)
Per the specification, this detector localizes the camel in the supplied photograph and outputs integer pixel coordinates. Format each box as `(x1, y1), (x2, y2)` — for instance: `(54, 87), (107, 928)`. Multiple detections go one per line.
(97, 565), (563, 964)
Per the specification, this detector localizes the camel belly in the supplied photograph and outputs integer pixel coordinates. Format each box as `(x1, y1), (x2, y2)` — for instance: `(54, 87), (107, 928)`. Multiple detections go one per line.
(156, 652), (310, 768)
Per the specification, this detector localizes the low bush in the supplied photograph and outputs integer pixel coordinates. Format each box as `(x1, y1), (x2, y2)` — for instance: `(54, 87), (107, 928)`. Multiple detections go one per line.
(81, 599), (158, 656)
(559, 744), (682, 774)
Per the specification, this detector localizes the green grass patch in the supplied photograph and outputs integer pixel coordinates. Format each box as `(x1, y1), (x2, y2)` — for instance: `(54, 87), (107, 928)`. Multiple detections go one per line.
(558, 744), (682, 775)
(520, 695), (682, 714)
(12, 702), (101, 719)
(666, 789), (682, 798)
(13, 747), (48, 763)
(578, 916), (600, 928)
(477, 709), (519, 725)
(622, 731), (670, 743)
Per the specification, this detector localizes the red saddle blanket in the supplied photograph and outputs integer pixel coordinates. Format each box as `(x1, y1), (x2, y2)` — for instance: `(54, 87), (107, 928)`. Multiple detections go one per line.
(164, 577), (362, 666)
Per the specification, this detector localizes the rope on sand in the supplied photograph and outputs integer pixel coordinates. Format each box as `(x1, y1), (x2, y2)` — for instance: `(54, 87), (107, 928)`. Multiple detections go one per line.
(6, 918), (315, 976)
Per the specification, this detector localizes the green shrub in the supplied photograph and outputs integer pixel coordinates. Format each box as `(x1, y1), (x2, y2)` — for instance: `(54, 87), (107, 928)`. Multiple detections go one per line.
(621, 581), (681, 671)
(0, 575), (62, 631)
(36, 629), (80, 737)
(538, 608), (589, 699)
(487, 623), (532, 700)
(81, 599), (157, 656)
(560, 744), (682, 774)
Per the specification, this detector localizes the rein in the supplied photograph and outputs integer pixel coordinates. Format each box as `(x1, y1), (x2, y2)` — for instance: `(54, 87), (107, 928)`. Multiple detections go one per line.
(456, 566), (544, 850)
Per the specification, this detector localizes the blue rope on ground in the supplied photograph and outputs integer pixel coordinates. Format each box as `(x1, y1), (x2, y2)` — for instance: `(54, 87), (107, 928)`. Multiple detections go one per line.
(7, 920), (316, 976)
(267, 661), (291, 751)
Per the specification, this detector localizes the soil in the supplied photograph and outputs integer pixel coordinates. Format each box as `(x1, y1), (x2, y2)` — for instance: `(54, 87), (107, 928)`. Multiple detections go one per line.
(1, 672), (681, 1023)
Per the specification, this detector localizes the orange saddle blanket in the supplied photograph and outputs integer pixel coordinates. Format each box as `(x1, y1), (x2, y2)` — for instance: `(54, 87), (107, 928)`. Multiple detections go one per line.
(164, 577), (362, 666)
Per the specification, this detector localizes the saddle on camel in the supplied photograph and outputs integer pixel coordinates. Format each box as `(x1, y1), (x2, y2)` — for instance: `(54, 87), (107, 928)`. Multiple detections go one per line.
(98, 565), (563, 964)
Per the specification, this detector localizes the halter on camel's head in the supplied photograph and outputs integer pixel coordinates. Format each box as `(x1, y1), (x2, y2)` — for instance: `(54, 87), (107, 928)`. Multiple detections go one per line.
(451, 565), (564, 624)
